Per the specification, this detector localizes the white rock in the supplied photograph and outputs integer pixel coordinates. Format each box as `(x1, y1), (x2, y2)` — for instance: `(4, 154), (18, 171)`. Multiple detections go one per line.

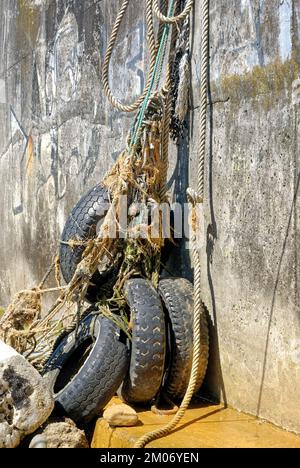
(0, 340), (18, 361)
(0, 340), (54, 448)
(103, 404), (139, 427)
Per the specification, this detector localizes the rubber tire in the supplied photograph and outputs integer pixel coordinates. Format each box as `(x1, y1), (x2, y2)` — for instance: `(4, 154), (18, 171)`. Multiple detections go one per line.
(121, 279), (166, 404)
(158, 278), (209, 400)
(59, 184), (116, 302)
(43, 312), (129, 424)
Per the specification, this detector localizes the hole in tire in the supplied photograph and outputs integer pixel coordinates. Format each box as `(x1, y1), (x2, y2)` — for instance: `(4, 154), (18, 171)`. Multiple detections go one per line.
(54, 338), (93, 394)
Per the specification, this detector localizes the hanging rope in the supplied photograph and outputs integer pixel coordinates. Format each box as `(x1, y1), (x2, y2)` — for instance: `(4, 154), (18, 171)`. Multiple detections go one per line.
(134, 0), (210, 448)
(159, 1), (180, 197)
(159, 69), (172, 197)
(197, 2), (210, 199)
(102, 0), (157, 113)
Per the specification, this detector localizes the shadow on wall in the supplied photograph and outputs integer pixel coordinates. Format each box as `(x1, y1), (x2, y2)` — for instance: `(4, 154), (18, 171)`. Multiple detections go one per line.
(165, 123), (193, 281)
(201, 67), (228, 407)
(256, 169), (300, 417)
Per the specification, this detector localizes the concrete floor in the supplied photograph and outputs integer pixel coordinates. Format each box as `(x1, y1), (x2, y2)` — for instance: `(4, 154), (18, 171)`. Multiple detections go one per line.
(92, 398), (300, 449)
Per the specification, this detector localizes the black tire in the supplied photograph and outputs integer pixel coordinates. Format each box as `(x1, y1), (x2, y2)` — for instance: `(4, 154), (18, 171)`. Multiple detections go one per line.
(43, 311), (129, 424)
(120, 279), (166, 404)
(60, 184), (120, 301)
(158, 278), (209, 400)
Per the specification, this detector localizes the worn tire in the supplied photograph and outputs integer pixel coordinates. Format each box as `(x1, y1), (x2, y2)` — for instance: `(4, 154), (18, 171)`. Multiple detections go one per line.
(121, 279), (166, 404)
(60, 184), (118, 301)
(43, 312), (129, 424)
(158, 278), (209, 400)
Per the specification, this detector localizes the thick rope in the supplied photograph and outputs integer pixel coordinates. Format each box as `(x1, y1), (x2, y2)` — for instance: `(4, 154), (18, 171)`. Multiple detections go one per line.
(159, 1), (180, 197)
(134, 0), (209, 449)
(153, 0), (194, 23)
(160, 71), (172, 198)
(102, 0), (156, 113)
(197, 1), (210, 199)
(154, 0), (171, 90)
(156, 0), (169, 59)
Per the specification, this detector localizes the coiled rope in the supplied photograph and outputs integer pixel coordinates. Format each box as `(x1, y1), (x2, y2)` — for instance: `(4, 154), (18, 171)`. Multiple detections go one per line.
(133, 0), (210, 448)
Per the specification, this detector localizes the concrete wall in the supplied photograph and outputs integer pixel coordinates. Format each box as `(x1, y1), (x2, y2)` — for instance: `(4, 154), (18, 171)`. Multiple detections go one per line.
(191, 0), (300, 434)
(0, 1), (299, 433)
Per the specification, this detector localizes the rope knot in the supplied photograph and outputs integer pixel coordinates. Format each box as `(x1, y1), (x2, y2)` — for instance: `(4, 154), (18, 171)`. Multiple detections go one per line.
(186, 188), (203, 206)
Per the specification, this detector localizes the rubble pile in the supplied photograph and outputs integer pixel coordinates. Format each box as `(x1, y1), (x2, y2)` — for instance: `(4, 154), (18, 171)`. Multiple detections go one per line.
(29, 419), (89, 449)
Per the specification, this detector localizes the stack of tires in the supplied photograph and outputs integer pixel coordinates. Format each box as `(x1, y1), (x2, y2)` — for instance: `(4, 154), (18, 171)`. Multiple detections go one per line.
(43, 185), (209, 424)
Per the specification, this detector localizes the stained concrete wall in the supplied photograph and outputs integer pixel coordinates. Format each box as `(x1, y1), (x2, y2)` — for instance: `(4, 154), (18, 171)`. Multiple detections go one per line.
(0, 0), (299, 434)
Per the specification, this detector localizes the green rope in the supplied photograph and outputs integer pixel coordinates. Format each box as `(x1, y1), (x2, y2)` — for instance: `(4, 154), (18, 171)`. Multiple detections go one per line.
(128, 0), (176, 153)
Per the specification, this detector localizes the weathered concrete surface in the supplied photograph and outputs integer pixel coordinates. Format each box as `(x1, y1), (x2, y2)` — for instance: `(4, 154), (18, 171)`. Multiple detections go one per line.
(0, 0), (299, 434)
(189, 0), (300, 434)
